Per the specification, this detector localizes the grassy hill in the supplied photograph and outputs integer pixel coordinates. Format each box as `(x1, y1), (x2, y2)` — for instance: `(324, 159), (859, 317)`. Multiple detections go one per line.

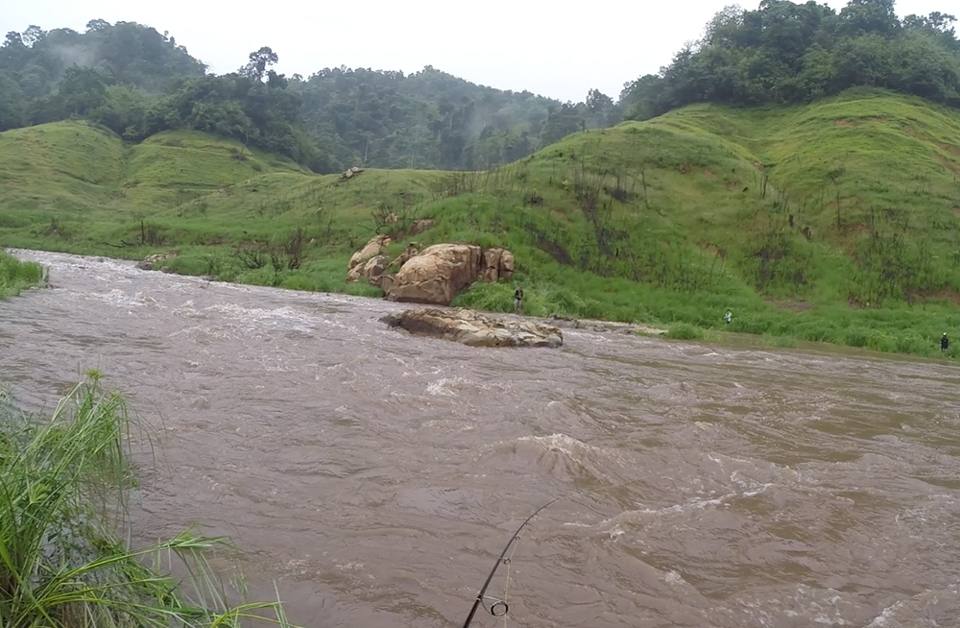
(2, 89), (959, 358)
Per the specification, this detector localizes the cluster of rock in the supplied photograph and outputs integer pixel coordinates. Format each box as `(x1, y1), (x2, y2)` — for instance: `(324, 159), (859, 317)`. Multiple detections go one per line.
(547, 315), (667, 336)
(346, 235), (393, 285)
(388, 244), (514, 304)
(382, 308), (562, 348)
(136, 251), (177, 271)
(346, 235), (514, 306)
(340, 166), (364, 180)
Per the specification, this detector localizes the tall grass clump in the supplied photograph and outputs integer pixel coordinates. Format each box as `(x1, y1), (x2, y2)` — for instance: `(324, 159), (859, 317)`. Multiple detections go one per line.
(0, 251), (44, 298)
(0, 376), (289, 627)
(665, 322), (705, 340)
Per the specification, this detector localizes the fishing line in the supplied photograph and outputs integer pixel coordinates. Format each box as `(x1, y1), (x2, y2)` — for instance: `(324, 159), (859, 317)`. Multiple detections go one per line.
(460, 484), (650, 626)
(461, 496), (561, 628)
(500, 533), (520, 628)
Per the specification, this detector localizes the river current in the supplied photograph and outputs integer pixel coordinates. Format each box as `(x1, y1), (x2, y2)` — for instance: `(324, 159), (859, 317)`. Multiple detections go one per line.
(2, 250), (959, 627)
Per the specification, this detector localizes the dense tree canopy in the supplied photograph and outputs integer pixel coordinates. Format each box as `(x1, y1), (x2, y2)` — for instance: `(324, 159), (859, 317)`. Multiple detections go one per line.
(290, 66), (601, 170)
(621, 0), (960, 119)
(0, 20), (616, 171)
(3, 2), (958, 171)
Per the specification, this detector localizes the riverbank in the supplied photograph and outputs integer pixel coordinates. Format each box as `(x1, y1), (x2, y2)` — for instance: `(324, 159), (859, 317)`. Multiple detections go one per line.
(4, 92), (960, 361)
(7, 246), (959, 362)
(0, 374), (288, 626)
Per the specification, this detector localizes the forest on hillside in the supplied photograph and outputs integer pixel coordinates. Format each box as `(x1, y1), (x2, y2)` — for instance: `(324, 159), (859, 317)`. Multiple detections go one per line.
(621, 0), (960, 119)
(1, 0), (958, 171)
(0, 21), (618, 172)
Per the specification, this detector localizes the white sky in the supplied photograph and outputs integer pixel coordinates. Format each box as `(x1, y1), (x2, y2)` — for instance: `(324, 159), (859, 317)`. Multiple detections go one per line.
(2, 0), (948, 102)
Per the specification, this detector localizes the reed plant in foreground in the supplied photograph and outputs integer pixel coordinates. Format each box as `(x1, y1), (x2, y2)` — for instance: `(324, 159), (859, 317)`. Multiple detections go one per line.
(0, 251), (44, 299)
(0, 375), (290, 627)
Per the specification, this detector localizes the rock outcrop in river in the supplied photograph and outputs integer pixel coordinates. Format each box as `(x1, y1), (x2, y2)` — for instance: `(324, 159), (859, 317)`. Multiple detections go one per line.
(382, 308), (562, 348)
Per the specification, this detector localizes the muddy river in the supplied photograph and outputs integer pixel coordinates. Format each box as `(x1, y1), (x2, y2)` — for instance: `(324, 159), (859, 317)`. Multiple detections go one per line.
(2, 250), (959, 627)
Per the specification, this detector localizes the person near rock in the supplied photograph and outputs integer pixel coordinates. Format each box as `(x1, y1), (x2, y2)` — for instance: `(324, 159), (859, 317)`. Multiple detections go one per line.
(514, 287), (525, 314)
(723, 309), (733, 325)
(941, 332), (950, 352)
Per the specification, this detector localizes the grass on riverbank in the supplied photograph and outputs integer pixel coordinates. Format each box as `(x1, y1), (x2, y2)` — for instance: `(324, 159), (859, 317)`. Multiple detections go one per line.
(0, 250), (44, 298)
(0, 375), (289, 627)
(1, 89), (959, 359)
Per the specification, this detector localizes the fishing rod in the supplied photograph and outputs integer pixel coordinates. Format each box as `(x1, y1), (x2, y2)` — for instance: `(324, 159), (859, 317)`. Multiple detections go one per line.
(462, 497), (561, 628)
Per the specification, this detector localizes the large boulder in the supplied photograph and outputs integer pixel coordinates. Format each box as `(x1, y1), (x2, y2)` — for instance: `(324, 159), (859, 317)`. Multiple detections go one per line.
(347, 236), (516, 303)
(386, 244), (482, 305)
(382, 308), (563, 348)
(348, 235), (391, 272)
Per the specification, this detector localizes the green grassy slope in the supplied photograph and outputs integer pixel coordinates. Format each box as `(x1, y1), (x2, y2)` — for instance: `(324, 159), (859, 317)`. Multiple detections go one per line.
(0, 121), (305, 225)
(2, 89), (959, 357)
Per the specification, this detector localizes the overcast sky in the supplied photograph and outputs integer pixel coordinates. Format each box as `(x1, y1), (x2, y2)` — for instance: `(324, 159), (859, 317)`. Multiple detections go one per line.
(2, 0), (947, 102)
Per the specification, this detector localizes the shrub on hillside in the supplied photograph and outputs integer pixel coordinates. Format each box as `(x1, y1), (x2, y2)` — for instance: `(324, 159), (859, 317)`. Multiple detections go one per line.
(666, 322), (705, 340)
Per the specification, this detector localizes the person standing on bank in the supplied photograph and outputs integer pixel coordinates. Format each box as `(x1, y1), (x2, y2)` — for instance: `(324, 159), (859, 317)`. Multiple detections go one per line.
(514, 286), (524, 314)
(942, 332), (950, 352)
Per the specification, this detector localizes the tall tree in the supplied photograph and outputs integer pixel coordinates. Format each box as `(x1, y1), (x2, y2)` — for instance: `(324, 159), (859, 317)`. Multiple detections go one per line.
(85, 19), (110, 33)
(622, 0), (960, 119)
(585, 88), (616, 126)
(839, 0), (899, 35)
(21, 25), (45, 47)
(241, 47), (279, 82)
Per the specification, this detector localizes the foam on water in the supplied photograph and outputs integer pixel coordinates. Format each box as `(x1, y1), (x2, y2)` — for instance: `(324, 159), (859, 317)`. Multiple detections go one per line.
(426, 377), (464, 397)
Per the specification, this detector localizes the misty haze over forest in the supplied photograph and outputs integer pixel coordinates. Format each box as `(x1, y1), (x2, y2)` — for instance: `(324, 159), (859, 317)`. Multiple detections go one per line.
(1, 0), (958, 172)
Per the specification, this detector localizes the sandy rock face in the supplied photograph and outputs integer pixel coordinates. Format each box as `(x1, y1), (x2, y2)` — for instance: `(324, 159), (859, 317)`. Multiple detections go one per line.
(481, 247), (514, 282)
(386, 244), (482, 305)
(382, 308), (563, 348)
(347, 235), (391, 274)
(345, 235), (516, 305)
(347, 254), (390, 286)
(389, 243), (421, 271)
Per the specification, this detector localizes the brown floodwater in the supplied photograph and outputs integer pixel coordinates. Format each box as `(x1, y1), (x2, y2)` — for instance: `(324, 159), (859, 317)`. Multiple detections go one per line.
(2, 249), (960, 627)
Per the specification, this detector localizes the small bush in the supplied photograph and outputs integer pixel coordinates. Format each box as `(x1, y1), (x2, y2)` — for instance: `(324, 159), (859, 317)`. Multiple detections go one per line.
(0, 251), (44, 298)
(666, 322), (705, 340)
(866, 331), (896, 353)
(767, 335), (799, 348)
(844, 328), (869, 348)
(524, 191), (544, 206)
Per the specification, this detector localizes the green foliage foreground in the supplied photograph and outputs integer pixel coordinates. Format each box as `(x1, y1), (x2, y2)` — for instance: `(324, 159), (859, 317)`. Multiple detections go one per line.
(0, 250), (43, 298)
(0, 377), (289, 627)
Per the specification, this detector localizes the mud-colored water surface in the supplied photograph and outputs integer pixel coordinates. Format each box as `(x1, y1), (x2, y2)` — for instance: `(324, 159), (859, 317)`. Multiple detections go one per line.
(2, 250), (959, 627)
